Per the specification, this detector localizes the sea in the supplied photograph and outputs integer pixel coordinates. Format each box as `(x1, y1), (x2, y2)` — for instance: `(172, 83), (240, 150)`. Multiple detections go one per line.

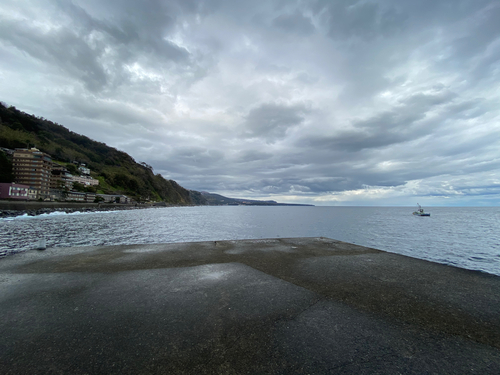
(1, 206), (499, 276)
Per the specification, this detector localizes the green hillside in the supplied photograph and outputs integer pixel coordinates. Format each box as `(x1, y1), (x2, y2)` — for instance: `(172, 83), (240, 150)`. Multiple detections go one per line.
(0, 102), (200, 204)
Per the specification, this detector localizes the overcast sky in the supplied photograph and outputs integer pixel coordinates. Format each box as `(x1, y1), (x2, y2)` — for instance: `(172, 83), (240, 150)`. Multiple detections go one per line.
(1, 0), (499, 206)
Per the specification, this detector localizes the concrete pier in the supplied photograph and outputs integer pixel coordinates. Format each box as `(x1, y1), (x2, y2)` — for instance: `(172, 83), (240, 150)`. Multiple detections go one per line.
(1, 237), (499, 374)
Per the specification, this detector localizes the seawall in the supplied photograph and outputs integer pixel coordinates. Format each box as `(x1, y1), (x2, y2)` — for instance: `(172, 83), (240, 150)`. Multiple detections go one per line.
(1, 237), (499, 374)
(0, 201), (178, 217)
(0, 200), (140, 210)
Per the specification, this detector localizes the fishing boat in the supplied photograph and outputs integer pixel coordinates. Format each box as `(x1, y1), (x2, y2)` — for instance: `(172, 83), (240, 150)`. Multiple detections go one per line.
(413, 203), (430, 216)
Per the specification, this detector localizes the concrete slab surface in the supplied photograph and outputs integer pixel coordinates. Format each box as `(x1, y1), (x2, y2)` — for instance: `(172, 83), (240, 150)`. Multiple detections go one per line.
(1, 237), (499, 374)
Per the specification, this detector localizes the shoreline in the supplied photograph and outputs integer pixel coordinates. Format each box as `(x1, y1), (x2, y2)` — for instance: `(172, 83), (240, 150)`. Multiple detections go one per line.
(0, 200), (188, 218)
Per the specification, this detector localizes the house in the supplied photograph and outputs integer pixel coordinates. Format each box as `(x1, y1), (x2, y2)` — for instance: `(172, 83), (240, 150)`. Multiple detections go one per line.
(78, 164), (91, 175)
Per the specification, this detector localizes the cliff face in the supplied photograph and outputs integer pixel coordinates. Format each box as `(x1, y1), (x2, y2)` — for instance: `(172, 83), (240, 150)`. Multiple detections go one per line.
(0, 103), (192, 203)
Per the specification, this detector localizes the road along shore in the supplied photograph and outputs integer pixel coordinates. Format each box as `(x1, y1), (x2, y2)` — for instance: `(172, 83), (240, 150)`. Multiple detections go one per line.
(1, 237), (499, 374)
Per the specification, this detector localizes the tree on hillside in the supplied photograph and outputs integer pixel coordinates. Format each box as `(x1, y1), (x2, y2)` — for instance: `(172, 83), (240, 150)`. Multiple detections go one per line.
(0, 152), (14, 182)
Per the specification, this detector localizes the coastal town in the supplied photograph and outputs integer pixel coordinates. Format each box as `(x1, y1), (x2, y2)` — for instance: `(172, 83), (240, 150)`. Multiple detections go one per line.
(0, 147), (130, 203)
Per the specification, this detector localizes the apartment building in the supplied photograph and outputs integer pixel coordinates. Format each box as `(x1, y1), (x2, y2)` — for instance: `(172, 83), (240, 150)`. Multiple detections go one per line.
(13, 148), (52, 199)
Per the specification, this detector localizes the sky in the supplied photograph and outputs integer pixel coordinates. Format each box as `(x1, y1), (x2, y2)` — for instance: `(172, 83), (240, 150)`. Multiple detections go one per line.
(1, 0), (499, 206)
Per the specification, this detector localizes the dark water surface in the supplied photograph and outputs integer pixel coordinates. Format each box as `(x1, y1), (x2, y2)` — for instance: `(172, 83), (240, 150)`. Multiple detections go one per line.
(1, 206), (499, 276)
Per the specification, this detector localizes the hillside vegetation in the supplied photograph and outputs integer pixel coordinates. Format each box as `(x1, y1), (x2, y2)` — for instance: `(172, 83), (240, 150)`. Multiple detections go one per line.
(0, 102), (200, 204)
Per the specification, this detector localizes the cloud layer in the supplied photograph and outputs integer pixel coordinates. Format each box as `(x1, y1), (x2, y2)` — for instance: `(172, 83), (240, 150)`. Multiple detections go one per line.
(1, 0), (499, 205)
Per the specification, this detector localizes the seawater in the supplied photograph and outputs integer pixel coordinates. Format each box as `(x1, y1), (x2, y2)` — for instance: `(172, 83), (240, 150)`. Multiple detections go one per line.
(1, 206), (499, 276)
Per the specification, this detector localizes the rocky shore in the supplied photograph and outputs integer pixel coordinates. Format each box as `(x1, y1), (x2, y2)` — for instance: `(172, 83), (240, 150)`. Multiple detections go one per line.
(0, 201), (176, 218)
(1, 206), (137, 219)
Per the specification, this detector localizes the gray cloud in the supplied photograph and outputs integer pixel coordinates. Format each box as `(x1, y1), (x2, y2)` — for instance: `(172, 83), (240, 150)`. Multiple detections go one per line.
(0, 0), (200, 92)
(272, 11), (315, 35)
(243, 102), (309, 140)
(319, 0), (406, 41)
(0, 18), (109, 91)
(1, 0), (499, 205)
(299, 90), (458, 153)
(235, 150), (273, 164)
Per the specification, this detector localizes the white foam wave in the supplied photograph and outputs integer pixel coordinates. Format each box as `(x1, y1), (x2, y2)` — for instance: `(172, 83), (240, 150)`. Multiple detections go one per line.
(1, 210), (120, 221)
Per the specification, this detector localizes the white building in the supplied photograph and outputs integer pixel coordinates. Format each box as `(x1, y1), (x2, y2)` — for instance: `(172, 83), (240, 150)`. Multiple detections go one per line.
(71, 175), (99, 186)
(79, 166), (91, 175)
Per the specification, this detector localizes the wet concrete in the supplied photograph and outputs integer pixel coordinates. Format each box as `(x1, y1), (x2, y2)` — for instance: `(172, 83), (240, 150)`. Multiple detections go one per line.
(1, 237), (499, 374)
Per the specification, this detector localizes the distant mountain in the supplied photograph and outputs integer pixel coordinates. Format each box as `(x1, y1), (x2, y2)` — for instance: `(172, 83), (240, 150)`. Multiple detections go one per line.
(197, 191), (313, 206)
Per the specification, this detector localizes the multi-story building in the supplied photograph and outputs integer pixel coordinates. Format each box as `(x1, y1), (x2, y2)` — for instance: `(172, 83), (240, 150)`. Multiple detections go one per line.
(66, 191), (97, 202)
(71, 175), (99, 186)
(12, 148), (52, 199)
(96, 194), (131, 204)
(51, 163), (73, 191)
